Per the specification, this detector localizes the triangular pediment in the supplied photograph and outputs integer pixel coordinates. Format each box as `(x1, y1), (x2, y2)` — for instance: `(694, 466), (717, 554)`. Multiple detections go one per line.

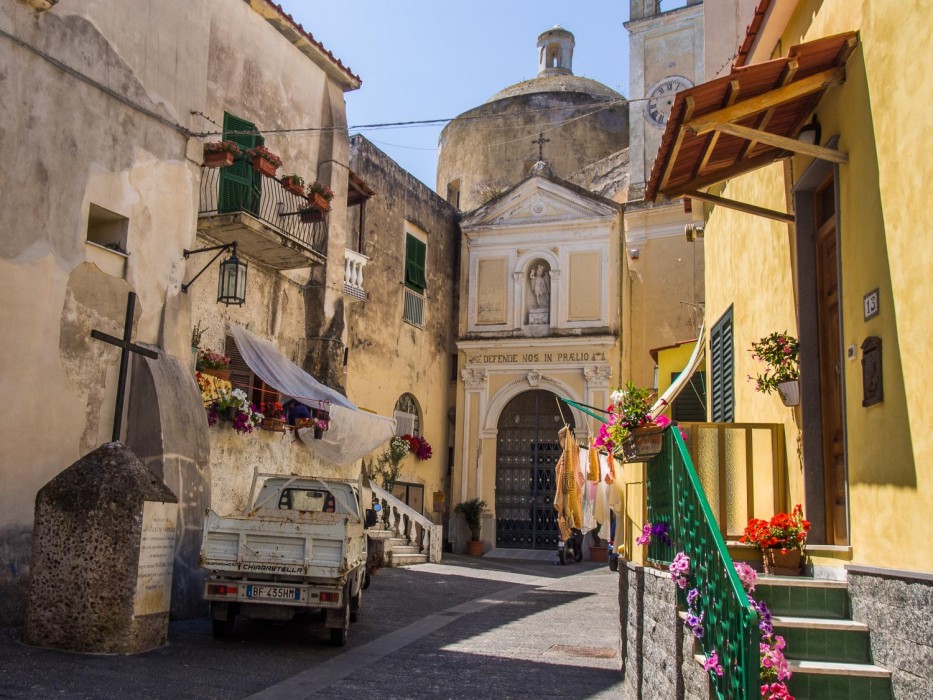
(461, 175), (618, 230)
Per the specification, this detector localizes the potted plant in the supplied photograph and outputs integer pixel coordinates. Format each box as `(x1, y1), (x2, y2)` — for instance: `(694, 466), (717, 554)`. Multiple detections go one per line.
(280, 173), (305, 197)
(401, 434), (433, 461)
(206, 387), (263, 434)
(740, 504), (811, 575)
(750, 332), (800, 406)
(454, 498), (487, 556)
(299, 204), (325, 224)
(594, 381), (665, 462)
(196, 348), (231, 381)
(245, 146), (283, 178)
(307, 180), (334, 212)
(260, 401), (286, 432)
(202, 140), (242, 168)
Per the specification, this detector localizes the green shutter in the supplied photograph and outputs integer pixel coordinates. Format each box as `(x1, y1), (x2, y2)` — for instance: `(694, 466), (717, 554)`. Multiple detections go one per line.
(404, 235), (427, 291)
(710, 307), (734, 423)
(219, 113), (262, 216)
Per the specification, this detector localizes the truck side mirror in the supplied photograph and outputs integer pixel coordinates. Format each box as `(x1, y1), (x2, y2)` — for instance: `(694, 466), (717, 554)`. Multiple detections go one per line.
(365, 509), (378, 528)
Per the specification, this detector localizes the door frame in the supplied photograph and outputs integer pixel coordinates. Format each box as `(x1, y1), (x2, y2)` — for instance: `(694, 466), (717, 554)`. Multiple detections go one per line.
(792, 141), (849, 545)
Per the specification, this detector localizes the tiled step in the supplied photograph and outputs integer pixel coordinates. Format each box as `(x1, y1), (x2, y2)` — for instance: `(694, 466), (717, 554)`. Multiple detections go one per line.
(755, 577), (850, 619)
(785, 660), (892, 700)
(772, 616), (872, 664)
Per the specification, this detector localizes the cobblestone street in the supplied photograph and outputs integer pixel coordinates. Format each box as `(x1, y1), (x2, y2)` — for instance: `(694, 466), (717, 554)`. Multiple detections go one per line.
(0, 556), (623, 699)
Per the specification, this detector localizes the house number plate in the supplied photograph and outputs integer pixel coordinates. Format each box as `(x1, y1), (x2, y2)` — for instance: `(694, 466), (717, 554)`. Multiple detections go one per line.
(863, 288), (880, 321)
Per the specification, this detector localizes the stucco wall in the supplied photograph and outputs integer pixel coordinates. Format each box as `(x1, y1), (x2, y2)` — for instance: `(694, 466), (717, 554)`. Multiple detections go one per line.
(701, 0), (933, 572)
(345, 136), (460, 522)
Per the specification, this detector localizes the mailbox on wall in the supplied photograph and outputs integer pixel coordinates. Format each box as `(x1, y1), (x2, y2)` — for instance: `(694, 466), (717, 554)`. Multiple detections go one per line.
(861, 336), (883, 407)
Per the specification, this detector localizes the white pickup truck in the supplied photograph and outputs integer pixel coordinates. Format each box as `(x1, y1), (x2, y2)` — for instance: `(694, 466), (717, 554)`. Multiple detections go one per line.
(199, 472), (377, 645)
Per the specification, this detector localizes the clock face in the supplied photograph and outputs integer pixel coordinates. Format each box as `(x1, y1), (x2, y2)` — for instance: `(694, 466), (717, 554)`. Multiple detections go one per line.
(644, 76), (693, 129)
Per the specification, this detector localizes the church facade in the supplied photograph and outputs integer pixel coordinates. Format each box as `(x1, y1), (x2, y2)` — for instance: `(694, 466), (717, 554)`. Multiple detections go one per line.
(451, 165), (623, 553)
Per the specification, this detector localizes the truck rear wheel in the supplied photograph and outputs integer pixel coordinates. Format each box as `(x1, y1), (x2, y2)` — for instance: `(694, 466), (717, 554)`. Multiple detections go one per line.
(350, 589), (362, 623)
(329, 601), (350, 646)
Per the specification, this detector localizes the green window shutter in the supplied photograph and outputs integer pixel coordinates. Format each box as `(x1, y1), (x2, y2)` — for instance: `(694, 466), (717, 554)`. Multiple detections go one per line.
(219, 113), (262, 216)
(404, 234), (427, 292)
(710, 307), (734, 422)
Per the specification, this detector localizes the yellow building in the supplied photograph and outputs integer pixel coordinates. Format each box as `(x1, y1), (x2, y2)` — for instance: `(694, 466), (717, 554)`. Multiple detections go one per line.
(642, 0), (933, 695)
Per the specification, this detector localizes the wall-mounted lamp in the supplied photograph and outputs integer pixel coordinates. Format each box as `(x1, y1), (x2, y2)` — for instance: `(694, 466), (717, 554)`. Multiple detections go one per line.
(685, 223), (705, 242)
(182, 241), (247, 306)
(796, 115), (822, 146)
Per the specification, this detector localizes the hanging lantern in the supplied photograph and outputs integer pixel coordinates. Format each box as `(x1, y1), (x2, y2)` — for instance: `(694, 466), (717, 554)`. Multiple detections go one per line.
(217, 247), (247, 306)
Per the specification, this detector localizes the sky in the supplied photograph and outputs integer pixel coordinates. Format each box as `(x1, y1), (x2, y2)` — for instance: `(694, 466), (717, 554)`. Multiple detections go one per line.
(289, 1), (637, 192)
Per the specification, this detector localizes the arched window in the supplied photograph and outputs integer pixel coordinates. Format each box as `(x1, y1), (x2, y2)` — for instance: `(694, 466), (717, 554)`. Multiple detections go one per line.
(393, 393), (421, 437)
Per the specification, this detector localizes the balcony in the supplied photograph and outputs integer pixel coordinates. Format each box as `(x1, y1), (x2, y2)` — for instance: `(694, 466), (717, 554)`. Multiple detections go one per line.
(197, 166), (327, 270)
(343, 249), (369, 300)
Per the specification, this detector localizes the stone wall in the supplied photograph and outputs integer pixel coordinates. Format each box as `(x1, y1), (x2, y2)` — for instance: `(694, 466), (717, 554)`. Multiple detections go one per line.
(848, 566), (933, 699)
(619, 561), (710, 700)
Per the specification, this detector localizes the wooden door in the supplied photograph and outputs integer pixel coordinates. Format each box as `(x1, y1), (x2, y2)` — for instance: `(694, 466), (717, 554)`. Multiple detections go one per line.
(814, 181), (848, 544)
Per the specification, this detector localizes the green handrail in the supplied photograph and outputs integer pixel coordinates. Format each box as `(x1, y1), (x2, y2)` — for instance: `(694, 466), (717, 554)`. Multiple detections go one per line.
(647, 428), (760, 700)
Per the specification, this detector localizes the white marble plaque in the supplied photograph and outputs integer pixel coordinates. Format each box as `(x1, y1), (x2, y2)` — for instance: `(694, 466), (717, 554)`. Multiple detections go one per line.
(133, 501), (178, 616)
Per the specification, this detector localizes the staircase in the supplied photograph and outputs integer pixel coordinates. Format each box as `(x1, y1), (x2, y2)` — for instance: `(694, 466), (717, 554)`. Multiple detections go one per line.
(369, 482), (442, 567)
(755, 576), (893, 699)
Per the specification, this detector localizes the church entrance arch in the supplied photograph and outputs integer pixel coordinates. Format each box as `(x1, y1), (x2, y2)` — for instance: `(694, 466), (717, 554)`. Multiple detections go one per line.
(495, 389), (573, 549)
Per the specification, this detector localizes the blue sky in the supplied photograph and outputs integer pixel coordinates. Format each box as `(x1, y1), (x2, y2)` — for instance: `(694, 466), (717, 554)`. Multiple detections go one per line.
(290, 2), (634, 191)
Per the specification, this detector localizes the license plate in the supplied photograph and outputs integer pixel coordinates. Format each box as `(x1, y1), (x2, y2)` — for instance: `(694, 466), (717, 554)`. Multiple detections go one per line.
(245, 585), (301, 600)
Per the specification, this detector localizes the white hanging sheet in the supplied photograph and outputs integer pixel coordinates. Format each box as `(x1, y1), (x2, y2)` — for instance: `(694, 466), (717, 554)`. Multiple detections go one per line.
(229, 323), (396, 465)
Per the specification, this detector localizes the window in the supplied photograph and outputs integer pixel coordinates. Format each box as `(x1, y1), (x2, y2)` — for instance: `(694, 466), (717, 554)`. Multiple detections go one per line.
(393, 393), (420, 437)
(225, 335), (278, 409)
(710, 307), (734, 422)
(404, 234), (427, 292)
(403, 232), (427, 327)
(86, 204), (129, 253)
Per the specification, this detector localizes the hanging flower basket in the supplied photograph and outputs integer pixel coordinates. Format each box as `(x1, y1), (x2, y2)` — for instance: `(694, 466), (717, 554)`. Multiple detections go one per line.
(203, 151), (235, 168)
(777, 379), (800, 407)
(618, 425), (665, 463)
(202, 141), (242, 168)
(280, 174), (305, 197)
(246, 146), (283, 178)
(762, 547), (803, 576)
(260, 417), (286, 432)
(308, 191), (331, 213)
(299, 206), (325, 224)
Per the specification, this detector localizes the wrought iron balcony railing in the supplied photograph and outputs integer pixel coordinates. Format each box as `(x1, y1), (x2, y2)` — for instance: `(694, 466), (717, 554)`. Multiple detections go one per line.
(197, 165), (328, 269)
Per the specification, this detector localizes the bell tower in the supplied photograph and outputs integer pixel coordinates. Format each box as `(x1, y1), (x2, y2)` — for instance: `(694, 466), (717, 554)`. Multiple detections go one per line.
(537, 26), (575, 77)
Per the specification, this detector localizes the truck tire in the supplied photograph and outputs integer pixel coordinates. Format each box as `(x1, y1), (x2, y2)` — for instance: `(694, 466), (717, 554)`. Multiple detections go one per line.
(350, 588), (362, 623)
(329, 601), (350, 646)
(211, 604), (235, 639)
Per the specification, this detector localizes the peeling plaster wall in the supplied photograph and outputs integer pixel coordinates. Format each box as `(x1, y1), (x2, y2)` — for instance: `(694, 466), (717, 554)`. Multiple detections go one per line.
(346, 136), (461, 521)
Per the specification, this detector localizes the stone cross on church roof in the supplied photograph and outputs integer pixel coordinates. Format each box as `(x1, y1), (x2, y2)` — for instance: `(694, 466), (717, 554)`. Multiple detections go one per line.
(531, 132), (551, 162)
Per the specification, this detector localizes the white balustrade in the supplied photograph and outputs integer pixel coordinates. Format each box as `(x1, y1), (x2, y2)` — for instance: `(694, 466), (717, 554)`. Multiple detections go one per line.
(344, 249), (368, 300)
(371, 482), (443, 563)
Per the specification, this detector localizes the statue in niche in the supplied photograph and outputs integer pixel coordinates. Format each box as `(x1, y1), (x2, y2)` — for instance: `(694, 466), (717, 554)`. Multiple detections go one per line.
(529, 264), (551, 310)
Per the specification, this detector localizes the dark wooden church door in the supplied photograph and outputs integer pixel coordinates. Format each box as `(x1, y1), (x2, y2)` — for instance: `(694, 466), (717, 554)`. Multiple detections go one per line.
(495, 390), (571, 549)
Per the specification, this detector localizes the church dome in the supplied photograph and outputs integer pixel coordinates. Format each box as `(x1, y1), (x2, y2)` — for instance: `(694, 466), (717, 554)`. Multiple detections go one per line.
(437, 27), (628, 212)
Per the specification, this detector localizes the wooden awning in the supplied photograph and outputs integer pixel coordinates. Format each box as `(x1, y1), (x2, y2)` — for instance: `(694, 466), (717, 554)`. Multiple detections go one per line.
(645, 32), (858, 204)
(347, 169), (375, 206)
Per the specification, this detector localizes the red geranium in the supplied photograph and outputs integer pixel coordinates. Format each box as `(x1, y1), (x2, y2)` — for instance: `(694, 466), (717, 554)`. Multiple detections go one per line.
(740, 505), (811, 552)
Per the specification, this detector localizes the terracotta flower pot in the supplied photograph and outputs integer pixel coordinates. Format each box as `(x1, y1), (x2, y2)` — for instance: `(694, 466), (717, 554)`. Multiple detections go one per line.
(589, 545), (609, 563)
(203, 151), (235, 168)
(299, 208), (325, 224)
(260, 417), (285, 432)
(763, 547), (802, 576)
(466, 539), (484, 556)
(308, 191), (332, 212)
(251, 155), (279, 178)
(282, 180), (304, 197)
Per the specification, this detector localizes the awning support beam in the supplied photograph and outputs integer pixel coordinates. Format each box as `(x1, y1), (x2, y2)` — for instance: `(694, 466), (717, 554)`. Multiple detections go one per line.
(713, 122), (848, 163)
(684, 189), (795, 224)
(685, 67), (846, 136)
